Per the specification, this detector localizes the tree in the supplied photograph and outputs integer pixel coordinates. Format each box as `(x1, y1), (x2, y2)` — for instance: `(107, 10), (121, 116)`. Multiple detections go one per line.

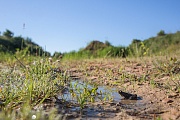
(105, 40), (112, 46)
(132, 39), (141, 44)
(53, 51), (63, 58)
(157, 30), (166, 36)
(3, 29), (14, 38)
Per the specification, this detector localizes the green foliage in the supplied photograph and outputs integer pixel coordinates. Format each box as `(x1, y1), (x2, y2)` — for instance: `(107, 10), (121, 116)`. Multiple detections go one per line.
(0, 29), (50, 56)
(70, 82), (98, 110)
(63, 30), (180, 59)
(63, 41), (127, 59)
(152, 57), (180, 92)
(153, 57), (180, 75)
(105, 40), (112, 46)
(157, 30), (166, 36)
(0, 57), (69, 119)
(65, 30), (179, 59)
(97, 46), (127, 58)
(127, 39), (150, 57)
(143, 31), (180, 55)
(3, 29), (14, 38)
(53, 51), (63, 58)
(63, 50), (92, 60)
(1, 29), (180, 59)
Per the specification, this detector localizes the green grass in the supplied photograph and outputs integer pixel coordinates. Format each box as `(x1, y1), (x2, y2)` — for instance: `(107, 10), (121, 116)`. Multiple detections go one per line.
(152, 57), (180, 92)
(0, 56), (69, 119)
(0, 54), (116, 119)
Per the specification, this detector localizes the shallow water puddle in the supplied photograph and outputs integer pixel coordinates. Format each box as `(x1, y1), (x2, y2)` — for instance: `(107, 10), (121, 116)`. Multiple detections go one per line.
(57, 80), (121, 102)
(54, 80), (144, 118)
(57, 80), (142, 104)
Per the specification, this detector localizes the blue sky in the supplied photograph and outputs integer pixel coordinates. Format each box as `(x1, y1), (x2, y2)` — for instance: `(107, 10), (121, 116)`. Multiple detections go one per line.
(0, 0), (180, 54)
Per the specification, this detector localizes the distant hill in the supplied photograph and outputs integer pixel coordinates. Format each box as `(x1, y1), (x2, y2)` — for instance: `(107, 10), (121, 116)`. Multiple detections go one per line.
(1, 29), (179, 58)
(128, 30), (180, 56)
(143, 31), (180, 55)
(62, 30), (180, 59)
(84, 40), (112, 51)
(0, 29), (50, 56)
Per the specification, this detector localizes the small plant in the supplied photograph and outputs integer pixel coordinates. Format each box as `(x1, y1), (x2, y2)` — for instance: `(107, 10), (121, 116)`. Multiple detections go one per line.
(152, 57), (180, 92)
(69, 81), (98, 110)
(153, 57), (180, 76)
(149, 79), (156, 88)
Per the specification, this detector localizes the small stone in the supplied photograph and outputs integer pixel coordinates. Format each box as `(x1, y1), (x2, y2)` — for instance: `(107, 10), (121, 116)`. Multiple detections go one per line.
(61, 109), (66, 114)
(71, 112), (78, 117)
(116, 102), (123, 106)
(113, 107), (120, 111)
(97, 112), (104, 116)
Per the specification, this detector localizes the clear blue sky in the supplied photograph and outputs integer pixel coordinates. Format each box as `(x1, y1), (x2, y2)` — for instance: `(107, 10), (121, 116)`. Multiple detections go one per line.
(0, 0), (180, 54)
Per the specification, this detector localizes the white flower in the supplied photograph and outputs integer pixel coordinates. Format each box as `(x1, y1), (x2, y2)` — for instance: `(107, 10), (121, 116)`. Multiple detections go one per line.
(32, 61), (36, 65)
(49, 57), (53, 62)
(32, 115), (36, 119)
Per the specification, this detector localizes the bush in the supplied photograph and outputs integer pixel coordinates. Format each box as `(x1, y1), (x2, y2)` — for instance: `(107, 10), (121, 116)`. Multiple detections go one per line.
(157, 30), (166, 36)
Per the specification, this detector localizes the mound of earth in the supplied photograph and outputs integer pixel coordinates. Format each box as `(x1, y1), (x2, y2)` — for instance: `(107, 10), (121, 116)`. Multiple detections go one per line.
(84, 40), (111, 51)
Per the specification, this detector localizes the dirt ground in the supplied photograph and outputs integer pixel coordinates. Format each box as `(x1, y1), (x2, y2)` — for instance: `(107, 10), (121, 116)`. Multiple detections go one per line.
(0, 56), (179, 120)
(61, 57), (180, 120)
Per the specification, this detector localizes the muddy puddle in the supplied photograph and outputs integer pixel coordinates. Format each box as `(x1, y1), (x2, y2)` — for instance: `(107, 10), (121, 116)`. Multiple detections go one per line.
(54, 80), (144, 119)
(57, 80), (120, 102)
(57, 80), (142, 103)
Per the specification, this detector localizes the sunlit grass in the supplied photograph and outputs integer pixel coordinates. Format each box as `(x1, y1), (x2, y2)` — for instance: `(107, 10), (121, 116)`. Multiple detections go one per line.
(0, 56), (69, 119)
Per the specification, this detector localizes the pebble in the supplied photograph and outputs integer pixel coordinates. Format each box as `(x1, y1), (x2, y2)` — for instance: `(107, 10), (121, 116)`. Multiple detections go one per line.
(116, 102), (123, 106)
(112, 107), (120, 111)
(71, 112), (78, 117)
(97, 112), (104, 116)
(149, 101), (153, 104)
(61, 109), (66, 114)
